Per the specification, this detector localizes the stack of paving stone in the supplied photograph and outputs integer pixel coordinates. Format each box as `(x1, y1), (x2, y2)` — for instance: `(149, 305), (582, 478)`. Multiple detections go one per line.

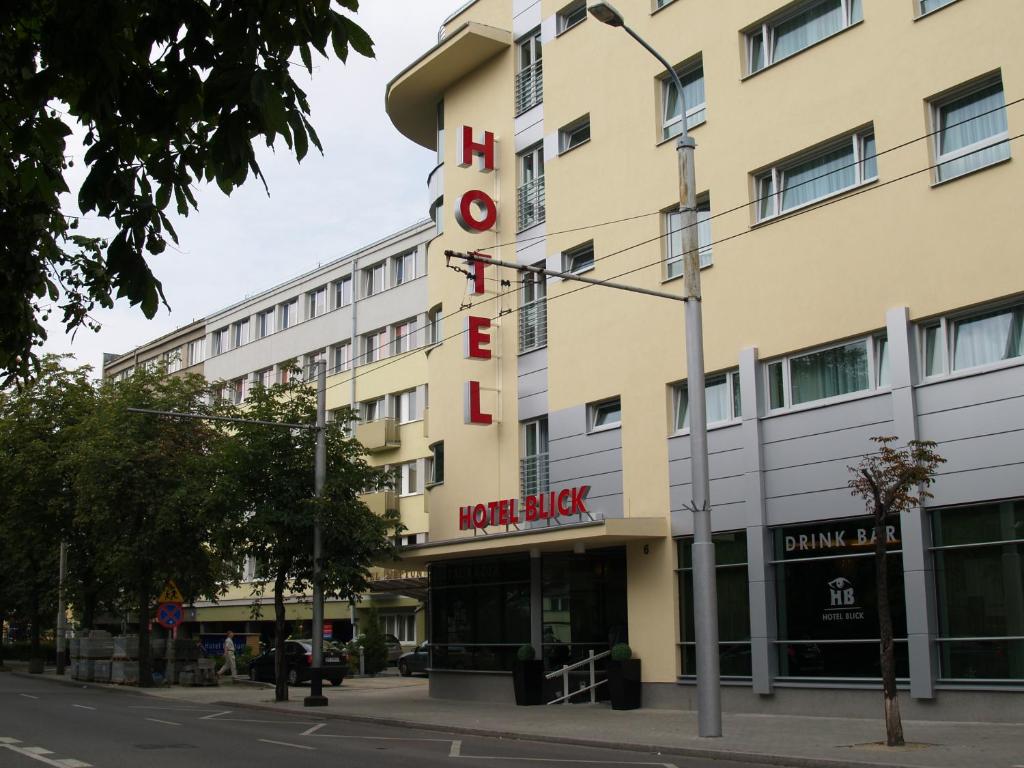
(111, 635), (139, 685)
(68, 637), (81, 679)
(71, 630), (113, 681)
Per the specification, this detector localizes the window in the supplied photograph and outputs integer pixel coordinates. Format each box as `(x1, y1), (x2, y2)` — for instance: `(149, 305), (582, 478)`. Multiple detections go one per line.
(767, 335), (887, 410)
(661, 59), (705, 140)
(306, 286), (327, 319)
(665, 197), (712, 278)
(232, 319), (250, 349)
(393, 389), (420, 423)
(517, 145), (545, 231)
(774, 517), (907, 678)
(363, 261), (386, 297)
(280, 299), (298, 330)
(392, 251), (416, 286)
(212, 327), (229, 356)
(165, 348), (182, 373)
(756, 129), (876, 221)
(187, 338), (205, 366)
(362, 397), (385, 423)
(559, 115), (590, 153)
(436, 100), (445, 164)
(232, 377), (248, 404)
(674, 370), (741, 431)
(362, 329), (385, 364)
(563, 241), (594, 274)
(519, 264), (547, 353)
(515, 29), (542, 114)
(747, 0), (863, 75)
(931, 500), (1024, 681)
(557, 0), (586, 33)
(333, 276), (353, 309)
(932, 77), (1009, 183)
(427, 442), (445, 485)
(655, 0), (676, 8)
(303, 349), (325, 379)
(875, 334), (890, 387)
(589, 397), (621, 431)
(256, 308), (274, 339)
(255, 368), (273, 389)
(426, 304), (443, 345)
(278, 361), (295, 384)
(332, 342), (351, 374)
(921, 302), (1024, 377)
(919, 0), (956, 14)
(677, 533), (750, 676)
(397, 461), (420, 496)
(521, 418), (549, 498)
(392, 319), (417, 355)
(381, 613), (416, 643)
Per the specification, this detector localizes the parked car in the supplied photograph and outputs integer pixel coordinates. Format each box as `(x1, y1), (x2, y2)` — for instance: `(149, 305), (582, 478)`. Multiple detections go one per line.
(247, 639), (348, 686)
(353, 633), (404, 665)
(398, 641), (430, 676)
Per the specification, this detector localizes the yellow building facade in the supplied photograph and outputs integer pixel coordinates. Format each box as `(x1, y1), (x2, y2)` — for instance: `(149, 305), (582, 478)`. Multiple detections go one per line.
(386, 0), (1024, 718)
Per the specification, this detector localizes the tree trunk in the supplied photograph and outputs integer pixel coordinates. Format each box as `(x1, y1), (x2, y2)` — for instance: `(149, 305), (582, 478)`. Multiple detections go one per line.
(138, 584), (153, 687)
(81, 592), (96, 632)
(875, 515), (904, 747)
(28, 602), (44, 674)
(273, 568), (288, 702)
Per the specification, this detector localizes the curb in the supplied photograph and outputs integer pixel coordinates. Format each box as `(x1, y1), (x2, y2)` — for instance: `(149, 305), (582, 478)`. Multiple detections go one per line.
(8, 669), (264, 694)
(213, 699), (928, 768)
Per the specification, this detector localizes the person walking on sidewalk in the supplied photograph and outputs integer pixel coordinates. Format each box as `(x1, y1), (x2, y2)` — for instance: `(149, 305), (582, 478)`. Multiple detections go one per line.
(218, 631), (237, 678)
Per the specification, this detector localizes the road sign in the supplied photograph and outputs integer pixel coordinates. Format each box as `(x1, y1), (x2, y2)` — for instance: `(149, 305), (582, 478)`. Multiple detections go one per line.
(156, 602), (183, 629)
(157, 580), (184, 604)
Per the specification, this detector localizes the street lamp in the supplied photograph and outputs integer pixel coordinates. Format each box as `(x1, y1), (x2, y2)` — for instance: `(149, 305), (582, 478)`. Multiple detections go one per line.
(589, 2), (721, 737)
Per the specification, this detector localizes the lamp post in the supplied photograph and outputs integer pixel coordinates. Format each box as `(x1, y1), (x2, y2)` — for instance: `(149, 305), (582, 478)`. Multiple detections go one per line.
(305, 359), (328, 707)
(589, 2), (721, 737)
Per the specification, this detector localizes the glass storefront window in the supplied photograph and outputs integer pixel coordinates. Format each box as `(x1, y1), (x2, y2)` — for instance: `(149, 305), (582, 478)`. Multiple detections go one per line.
(676, 532), (751, 677)
(932, 500), (1024, 681)
(773, 517), (908, 678)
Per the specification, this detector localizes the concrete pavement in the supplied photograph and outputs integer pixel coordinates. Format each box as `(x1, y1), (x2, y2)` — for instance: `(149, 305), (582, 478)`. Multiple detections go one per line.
(5, 664), (1022, 768)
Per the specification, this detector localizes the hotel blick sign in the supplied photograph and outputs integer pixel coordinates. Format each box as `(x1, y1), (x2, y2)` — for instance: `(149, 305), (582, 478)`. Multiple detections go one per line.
(459, 485), (592, 531)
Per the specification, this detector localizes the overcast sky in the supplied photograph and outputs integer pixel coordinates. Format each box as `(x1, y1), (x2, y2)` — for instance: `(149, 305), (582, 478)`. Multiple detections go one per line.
(43, 1), (457, 372)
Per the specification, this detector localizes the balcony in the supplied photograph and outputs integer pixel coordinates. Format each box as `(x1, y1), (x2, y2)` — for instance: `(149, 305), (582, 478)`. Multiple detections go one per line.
(514, 60), (543, 115)
(517, 176), (546, 232)
(519, 299), (547, 353)
(362, 490), (399, 517)
(356, 417), (401, 453)
(520, 454), (550, 500)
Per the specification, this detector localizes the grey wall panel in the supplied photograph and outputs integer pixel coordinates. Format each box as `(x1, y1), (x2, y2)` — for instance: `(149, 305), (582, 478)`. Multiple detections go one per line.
(670, 501), (746, 537)
(918, 395), (1024, 443)
(765, 488), (868, 526)
(668, 445), (745, 485)
(925, 429), (1024, 474)
(517, 348), (548, 377)
(668, 424), (744, 463)
(550, 447), (623, 482)
(545, 404), (623, 519)
(516, 390), (548, 421)
(548, 404), (586, 442)
(760, 420), (896, 473)
(929, 463), (1024, 507)
(760, 393), (892, 444)
(916, 364), (1024, 415)
(764, 457), (864, 500)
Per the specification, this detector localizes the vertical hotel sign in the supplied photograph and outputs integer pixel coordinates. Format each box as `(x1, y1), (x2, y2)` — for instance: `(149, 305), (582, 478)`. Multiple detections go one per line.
(456, 125), (497, 426)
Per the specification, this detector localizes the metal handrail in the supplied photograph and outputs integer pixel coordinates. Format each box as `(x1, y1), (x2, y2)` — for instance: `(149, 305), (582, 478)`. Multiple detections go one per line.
(517, 176), (546, 231)
(514, 59), (543, 114)
(545, 649), (611, 705)
(518, 298), (547, 352)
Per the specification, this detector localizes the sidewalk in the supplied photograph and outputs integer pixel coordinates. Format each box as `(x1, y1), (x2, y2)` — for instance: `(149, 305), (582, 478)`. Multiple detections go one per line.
(5, 664), (1021, 768)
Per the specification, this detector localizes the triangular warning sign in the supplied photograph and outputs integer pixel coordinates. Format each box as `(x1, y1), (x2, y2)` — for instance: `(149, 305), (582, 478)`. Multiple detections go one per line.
(158, 580), (184, 604)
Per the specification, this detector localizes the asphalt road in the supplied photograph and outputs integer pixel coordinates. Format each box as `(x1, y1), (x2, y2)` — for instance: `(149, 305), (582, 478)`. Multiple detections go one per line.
(0, 673), (774, 768)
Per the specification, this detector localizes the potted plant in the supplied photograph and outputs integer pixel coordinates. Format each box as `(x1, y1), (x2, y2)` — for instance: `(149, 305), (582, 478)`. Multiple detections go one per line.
(607, 643), (641, 710)
(512, 644), (544, 706)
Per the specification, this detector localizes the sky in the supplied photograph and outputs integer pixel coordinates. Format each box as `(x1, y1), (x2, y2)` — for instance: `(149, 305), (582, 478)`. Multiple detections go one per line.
(42, 0), (458, 372)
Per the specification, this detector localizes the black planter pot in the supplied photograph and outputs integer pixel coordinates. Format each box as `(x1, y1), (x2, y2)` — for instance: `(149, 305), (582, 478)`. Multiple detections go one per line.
(607, 658), (641, 710)
(512, 659), (545, 705)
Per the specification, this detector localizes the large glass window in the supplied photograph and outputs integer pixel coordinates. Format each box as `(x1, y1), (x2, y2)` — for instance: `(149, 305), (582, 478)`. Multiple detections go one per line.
(774, 517), (907, 678)
(381, 614), (416, 643)
(747, 0), (862, 74)
(767, 335), (889, 410)
(662, 60), (706, 141)
(933, 78), (1009, 183)
(430, 557), (531, 671)
(677, 532), (751, 677)
(517, 145), (545, 231)
(514, 29), (542, 114)
(932, 500), (1024, 681)
(919, 303), (1024, 378)
(520, 417), (549, 499)
(674, 369), (741, 431)
(665, 197), (712, 278)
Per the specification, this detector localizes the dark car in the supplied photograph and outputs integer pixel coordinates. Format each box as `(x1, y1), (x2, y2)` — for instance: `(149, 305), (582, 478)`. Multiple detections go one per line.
(398, 641), (430, 676)
(247, 640), (348, 686)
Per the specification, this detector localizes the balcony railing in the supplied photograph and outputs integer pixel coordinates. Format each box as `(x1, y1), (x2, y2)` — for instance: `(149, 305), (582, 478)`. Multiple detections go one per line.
(355, 417), (400, 453)
(520, 454), (550, 500)
(519, 299), (547, 353)
(362, 489), (399, 517)
(514, 60), (543, 115)
(517, 176), (546, 232)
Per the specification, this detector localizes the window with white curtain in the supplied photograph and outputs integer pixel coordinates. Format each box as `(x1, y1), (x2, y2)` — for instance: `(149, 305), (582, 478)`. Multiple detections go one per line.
(280, 299), (298, 330)
(187, 338), (206, 366)
(767, 335), (888, 410)
(921, 303), (1024, 377)
(212, 327), (229, 355)
(397, 461), (420, 496)
(380, 614), (416, 643)
(919, 0), (956, 15)
(363, 329), (385, 364)
(662, 59), (705, 140)
(306, 286), (327, 319)
(426, 304), (443, 345)
(392, 319), (417, 355)
(256, 308), (274, 338)
(392, 251), (416, 286)
(332, 342), (351, 374)
(363, 262), (386, 296)
(393, 389), (420, 423)
(361, 397), (385, 423)
(232, 319), (250, 348)
(334, 276), (353, 308)
(674, 370), (742, 431)
(747, 0), (862, 74)
(756, 129), (876, 221)
(665, 196), (713, 278)
(932, 77), (1009, 183)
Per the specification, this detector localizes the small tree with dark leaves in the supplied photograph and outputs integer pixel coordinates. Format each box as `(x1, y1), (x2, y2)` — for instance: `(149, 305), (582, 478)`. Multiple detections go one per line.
(849, 437), (944, 747)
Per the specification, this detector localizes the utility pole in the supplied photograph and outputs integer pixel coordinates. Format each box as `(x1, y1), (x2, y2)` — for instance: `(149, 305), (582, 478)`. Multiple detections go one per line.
(55, 541), (67, 675)
(304, 360), (328, 707)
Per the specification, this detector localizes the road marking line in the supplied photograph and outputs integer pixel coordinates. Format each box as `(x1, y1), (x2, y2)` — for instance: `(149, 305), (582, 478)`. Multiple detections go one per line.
(0, 737), (22, 744)
(214, 717), (322, 725)
(24, 747), (55, 755)
(145, 718), (181, 726)
(449, 754), (678, 766)
(312, 734), (452, 742)
(56, 760), (92, 768)
(71, 705), (95, 711)
(449, 740), (462, 757)
(19, 694), (39, 700)
(258, 738), (315, 751)
(200, 710), (231, 720)
(0, 743), (91, 768)
(301, 723), (326, 736)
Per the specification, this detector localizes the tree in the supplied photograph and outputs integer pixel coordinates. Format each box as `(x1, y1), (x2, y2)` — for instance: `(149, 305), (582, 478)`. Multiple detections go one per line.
(849, 437), (945, 747)
(0, 0), (374, 385)
(71, 365), (236, 686)
(0, 356), (95, 672)
(215, 369), (399, 701)
(360, 607), (389, 676)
